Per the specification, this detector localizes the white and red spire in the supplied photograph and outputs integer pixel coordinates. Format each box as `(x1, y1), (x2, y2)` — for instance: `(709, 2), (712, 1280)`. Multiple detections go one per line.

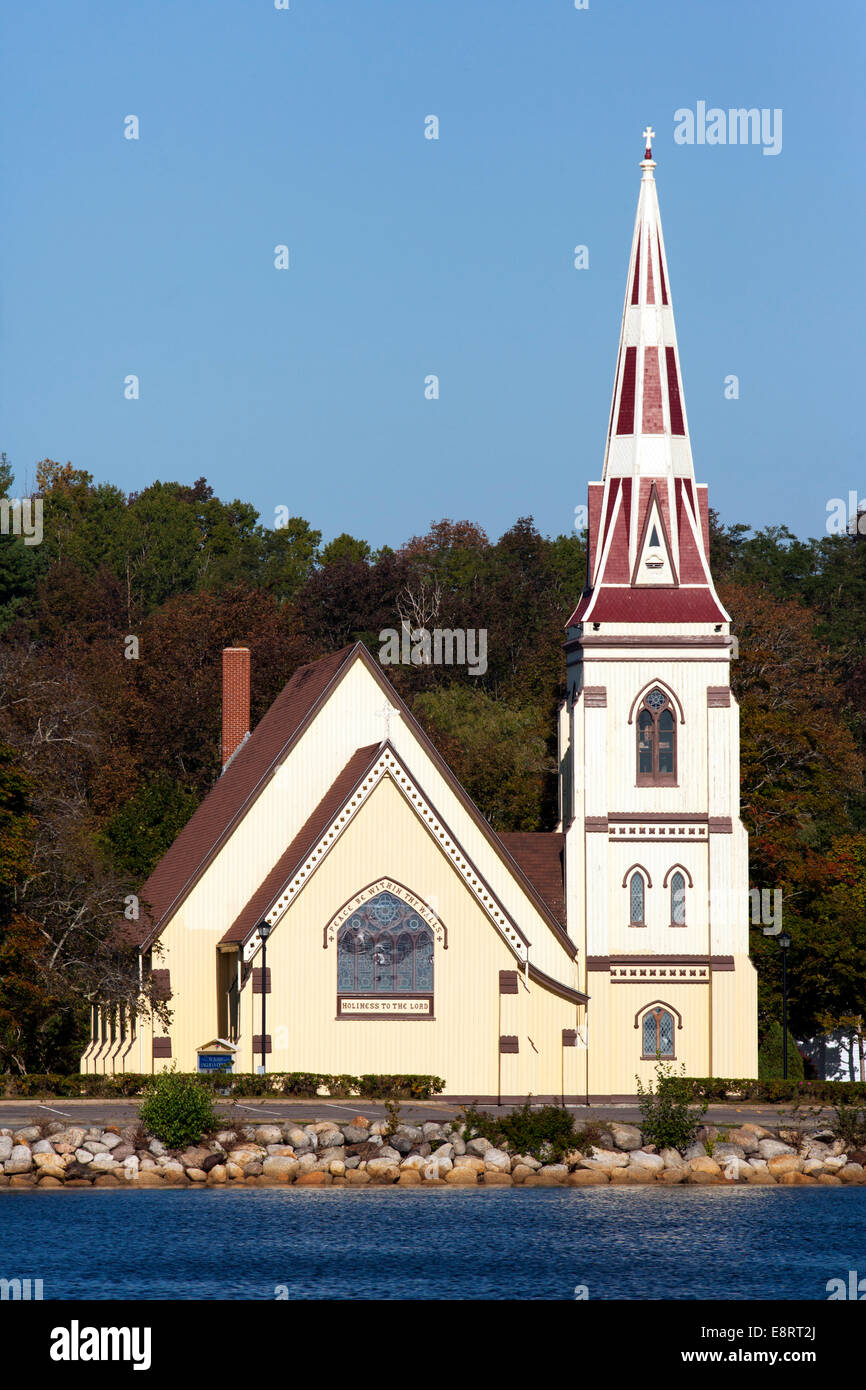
(568, 131), (728, 627)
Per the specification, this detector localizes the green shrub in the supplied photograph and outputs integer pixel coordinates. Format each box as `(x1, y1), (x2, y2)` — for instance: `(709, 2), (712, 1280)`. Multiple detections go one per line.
(0, 1071), (446, 1100)
(458, 1100), (581, 1162)
(636, 1062), (708, 1152)
(758, 1021), (805, 1080)
(138, 1068), (219, 1148)
(831, 1104), (866, 1151)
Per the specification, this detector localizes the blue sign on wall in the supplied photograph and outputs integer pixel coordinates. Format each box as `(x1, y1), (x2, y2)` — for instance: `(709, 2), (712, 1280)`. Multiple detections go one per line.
(198, 1053), (234, 1072)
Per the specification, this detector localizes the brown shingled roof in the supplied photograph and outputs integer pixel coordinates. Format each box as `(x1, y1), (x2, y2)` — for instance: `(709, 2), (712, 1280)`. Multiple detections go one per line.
(498, 833), (566, 927)
(131, 644), (359, 948)
(221, 744), (380, 945)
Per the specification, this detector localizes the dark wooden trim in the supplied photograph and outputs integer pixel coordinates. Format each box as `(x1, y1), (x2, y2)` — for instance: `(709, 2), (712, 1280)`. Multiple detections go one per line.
(627, 680), (685, 726)
(527, 963), (589, 1005)
(252, 967), (271, 994)
(622, 862), (653, 888)
(585, 817), (609, 833)
(499, 970), (519, 995)
(662, 863), (694, 888)
(629, 481), (679, 586)
(323, 878), (449, 950)
(152, 1037), (172, 1058)
(582, 686), (607, 708)
(609, 812), (707, 822)
(499, 1035), (519, 1054)
(252, 1035), (272, 1054)
(708, 817), (733, 834)
(634, 1000), (683, 1029)
(150, 969), (171, 1001)
(562, 1029), (578, 1047)
(575, 635), (734, 649)
(707, 686), (731, 707)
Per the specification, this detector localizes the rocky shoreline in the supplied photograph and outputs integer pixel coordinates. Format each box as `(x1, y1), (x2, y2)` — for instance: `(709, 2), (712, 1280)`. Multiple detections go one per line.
(2, 1115), (866, 1188)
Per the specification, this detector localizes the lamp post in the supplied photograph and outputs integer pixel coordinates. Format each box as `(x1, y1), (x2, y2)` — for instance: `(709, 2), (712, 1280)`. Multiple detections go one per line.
(778, 932), (791, 1079)
(258, 922), (271, 1075)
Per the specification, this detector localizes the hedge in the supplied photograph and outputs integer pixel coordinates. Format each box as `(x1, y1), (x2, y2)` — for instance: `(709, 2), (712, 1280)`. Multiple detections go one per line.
(667, 1077), (866, 1104)
(0, 1072), (445, 1100)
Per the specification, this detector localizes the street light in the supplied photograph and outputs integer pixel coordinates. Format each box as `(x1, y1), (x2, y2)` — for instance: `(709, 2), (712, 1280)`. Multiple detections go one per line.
(257, 922), (272, 1075)
(778, 932), (791, 1079)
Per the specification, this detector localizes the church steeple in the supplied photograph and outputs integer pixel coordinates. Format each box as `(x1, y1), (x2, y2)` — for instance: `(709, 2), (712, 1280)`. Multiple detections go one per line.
(567, 132), (728, 628)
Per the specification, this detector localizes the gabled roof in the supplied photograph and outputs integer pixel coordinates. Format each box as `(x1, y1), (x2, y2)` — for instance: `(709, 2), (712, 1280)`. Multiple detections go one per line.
(131, 640), (576, 960)
(130, 644), (358, 947)
(220, 744), (379, 945)
(498, 833), (566, 927)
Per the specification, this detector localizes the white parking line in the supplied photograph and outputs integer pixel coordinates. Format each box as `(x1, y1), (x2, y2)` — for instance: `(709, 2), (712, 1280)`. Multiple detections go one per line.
(232, 1105), (285, 1118)
(38, 1104), (72, 1117)
(318, 1103), (369, 1116)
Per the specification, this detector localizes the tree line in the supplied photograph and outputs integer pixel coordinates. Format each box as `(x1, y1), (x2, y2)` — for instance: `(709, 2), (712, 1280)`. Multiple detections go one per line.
(0, 457), (863, 1074)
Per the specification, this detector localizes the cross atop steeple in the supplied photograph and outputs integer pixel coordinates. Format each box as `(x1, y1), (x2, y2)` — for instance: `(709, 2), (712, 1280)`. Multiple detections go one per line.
(642, 125), (655, 157)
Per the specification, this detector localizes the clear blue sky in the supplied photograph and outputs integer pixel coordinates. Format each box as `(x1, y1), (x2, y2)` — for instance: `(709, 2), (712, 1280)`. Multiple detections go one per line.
(2, 1), (862, 549)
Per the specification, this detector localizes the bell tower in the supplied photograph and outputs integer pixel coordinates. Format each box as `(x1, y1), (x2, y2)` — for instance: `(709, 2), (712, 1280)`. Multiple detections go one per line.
(559, 132), (758, 1096)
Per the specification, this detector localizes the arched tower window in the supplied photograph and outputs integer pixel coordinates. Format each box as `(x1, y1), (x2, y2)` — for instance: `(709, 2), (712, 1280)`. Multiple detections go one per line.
(636, 687), (677, 785)
(641, 1007), (676, 1059)
(337, 892), (434, 997)
(629, 872), (646, 927)
(671, 871), (686, 926)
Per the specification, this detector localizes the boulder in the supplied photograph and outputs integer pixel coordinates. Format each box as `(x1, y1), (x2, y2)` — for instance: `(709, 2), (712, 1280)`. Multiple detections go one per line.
(611, 1167), (655, 1184)
(366, 1159), (400, 1181)
(689, 1156), (722, 1176)
(400, 1154), (426, 1171)
(660, 1148), (686, 1169)
(609, 1123), (643, 1151)
(450, 1136), (466, 1156)
(724, 1127), (760, 1154)
(263, 1156), (299, 1182)
(340, 1126), (369, 1144)
(64, 1162), (94, 1181)
(839, 1163), (865, 1183)
(817, 1174), (844, 1186)
(148, 1139), (166, 1156)
(205, 1164), (227, 1184)
(84, 1141), (109, 1154)
(422, 1157), (452, 1180)
(72, 1147), (94, 1165)
(398, 1170), (422, 1185)
(483, 1148), (512, 1172)
(483, 1171), (513, 1186)
(684, 1143), (707, 1161)
(214, 1130), (238, 1148)
(422, 1123), (446, 1141)
(510, 1165), (534, 1184)
(100, 1132), (123, 1150)
(445, 1167), (478, 1185)
(285, 1127), (312, 1150)
(453, 1155), (485, 1173)
(13, 1126), (41, 1143)
(186, 1168), (208, 1182)
(318, 1130), (346, 1150)
(849, 1149), (866, 1167)
(767, 1155), (804, 1177)
(5, 1145), (34, 1174)
(180, 1147), (211, 1169)
(89, 1153), (119, 1172)
(296, 1171), (329, 1186)
(389, 1134), (415, 1155)
(578, 1148), (628, 1170)
(659, 1168), (687, 1184)
(779, 1171), (815, 1185)
(629, 1151), (664, 1172)
(136, 1170), (164, 1187)
(31, 1139), (55, 1155)
(0, 1137), (12, 1162)
(567, 1168), (609, 1186)
(714, 1143), (746, 1161)
(377, 1145), (402, 1164)
(253, 1126), (283, 1145)
(746, 1169), (776, 1185)
(758, 1139), (795, 1159)
(38, 1175), (64, 1188)
(346, 1169), (371, 1185)
(466, 1137), (491, 1157)
(330, 1160), (346, 1176)
(535, 1164), (569, 1184)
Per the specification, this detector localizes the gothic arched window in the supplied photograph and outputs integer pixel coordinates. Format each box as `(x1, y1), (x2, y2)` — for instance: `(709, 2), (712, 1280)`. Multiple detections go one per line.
(636, 687), (677, 785)
(629, 872), (646, 927)
(337, 892), (434, 997)
(642, 1007), (675, 1059)
(671, 871), (686, 926)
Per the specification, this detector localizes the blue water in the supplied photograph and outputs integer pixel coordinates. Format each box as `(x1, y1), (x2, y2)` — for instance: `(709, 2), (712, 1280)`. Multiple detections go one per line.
(3, 1187), (864, 1300)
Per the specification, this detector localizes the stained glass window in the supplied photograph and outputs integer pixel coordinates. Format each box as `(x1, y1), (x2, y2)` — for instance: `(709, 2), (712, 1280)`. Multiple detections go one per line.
(636, 688), (677, 783)
(336, 892), (434, 995)
(642, 1007), (675, 1058)
(671, 871), (686, 925)
(629, 872), (645, 925)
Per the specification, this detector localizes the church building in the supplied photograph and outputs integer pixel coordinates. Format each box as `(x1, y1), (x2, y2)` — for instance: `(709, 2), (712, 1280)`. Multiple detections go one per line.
(81, 134), (758, 1099)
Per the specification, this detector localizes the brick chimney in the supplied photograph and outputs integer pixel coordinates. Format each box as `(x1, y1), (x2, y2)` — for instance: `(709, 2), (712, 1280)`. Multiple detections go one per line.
(222, 647), (250, 770)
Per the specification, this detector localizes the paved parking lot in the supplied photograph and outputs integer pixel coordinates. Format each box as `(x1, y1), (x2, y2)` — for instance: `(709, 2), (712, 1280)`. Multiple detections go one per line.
(0, 1097), (830, 1130)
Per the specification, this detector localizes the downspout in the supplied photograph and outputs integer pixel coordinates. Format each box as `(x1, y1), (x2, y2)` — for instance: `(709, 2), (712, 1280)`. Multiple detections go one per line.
(138, 951), (143, 1074)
